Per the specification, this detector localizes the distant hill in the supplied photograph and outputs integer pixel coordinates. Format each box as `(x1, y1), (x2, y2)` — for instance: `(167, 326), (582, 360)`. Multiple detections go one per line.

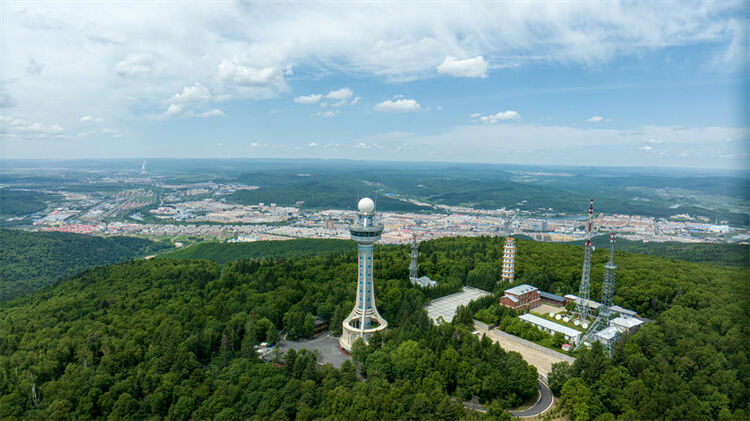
(157, 238), (354, 265)
(0, 229), (168, 301)
(568, 235), (749, 266)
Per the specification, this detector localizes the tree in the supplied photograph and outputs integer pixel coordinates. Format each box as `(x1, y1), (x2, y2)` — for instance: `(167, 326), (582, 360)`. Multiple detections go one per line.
(561, 377), (592, 421)
(548, 361), (571, 395)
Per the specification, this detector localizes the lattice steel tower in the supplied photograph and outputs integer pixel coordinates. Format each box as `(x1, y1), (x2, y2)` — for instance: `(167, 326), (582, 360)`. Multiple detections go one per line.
(576, 234), (619, 354)
(409, 234), (419, 283)
(574, 199), (595, 326)
(339, 198), (388, 352)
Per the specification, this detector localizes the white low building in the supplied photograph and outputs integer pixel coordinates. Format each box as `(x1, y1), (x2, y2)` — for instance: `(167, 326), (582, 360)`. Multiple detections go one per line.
(518, 313), (582, 344)
(610, 316), (643, 334)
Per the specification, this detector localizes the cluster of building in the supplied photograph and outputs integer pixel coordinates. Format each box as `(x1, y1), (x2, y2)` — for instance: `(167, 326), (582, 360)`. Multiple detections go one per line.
(496, 231), (644, 352)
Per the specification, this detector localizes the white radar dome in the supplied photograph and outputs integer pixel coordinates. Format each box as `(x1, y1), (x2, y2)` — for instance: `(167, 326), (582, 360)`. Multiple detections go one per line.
(358, 197), (375, 214)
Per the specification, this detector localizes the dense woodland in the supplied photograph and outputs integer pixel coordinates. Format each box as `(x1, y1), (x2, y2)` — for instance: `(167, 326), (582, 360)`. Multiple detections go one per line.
(0, 236), (747, 420)
(0, 229), (168, 301)
(158, 239), (354, 266)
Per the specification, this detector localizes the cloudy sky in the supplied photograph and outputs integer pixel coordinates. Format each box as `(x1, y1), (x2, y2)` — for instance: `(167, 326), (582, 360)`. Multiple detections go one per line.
(0, 1), (747, 169)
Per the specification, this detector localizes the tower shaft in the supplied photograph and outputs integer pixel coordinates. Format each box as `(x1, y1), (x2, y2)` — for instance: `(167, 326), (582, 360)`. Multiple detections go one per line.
(575, 199), (595, 324)
(409, 235), (419, 281)
(575, 234), (619, 355)
(501, 237), (516, 284)
(340, 198), (388, 352)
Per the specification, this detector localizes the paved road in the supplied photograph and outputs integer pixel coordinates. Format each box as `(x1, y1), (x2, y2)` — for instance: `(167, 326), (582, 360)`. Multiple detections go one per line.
(508, 378), (554, 418)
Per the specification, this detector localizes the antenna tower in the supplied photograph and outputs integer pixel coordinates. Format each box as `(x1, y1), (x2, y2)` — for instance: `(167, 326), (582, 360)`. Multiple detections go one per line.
(575, 234), (619, 355)
(574, 199), (595, 325)
(409, 234), (419, 282)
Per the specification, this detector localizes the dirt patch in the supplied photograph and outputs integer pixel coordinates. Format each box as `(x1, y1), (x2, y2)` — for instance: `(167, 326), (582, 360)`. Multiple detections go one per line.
(531, 303), (564, 316)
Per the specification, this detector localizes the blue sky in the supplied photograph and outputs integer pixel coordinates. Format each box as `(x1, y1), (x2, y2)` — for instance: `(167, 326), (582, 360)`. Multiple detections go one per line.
(0, 1), (747, 169)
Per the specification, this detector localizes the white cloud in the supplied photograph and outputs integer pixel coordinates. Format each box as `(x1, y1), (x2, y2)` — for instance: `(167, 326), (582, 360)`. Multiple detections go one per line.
(80, 116), (103, 122)
(350, 97), (361, 105)
(115, 54), (155, 78)
(199, 109), (225, 117)
(647, 139), (664, 144)
(308, 142), (318, 147)
(586, 116), (604, 123)
(101, 128), (121, 137)
(478, 110), (520, 123)
(638, 145), (654, 151)
(437, 56), (488, 78)
(0, 114), (64, 138)
(169, 83), (211, 105)
(218, 57), (283, 87)
(326, 88), (353, 100)
(217, 142), (224, 147)
(316, 110), (340, 117)
(294, 94), (322, 104)
(469, 113), (481, 118)
(164, 104), (184, 117)
(374, 97), (423, 113)
(250, 142), (260, 147)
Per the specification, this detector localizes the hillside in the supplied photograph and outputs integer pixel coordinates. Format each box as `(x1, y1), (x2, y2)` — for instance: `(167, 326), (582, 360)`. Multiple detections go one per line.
(571, 236), (749, 267)
(0, 237), (747, 419)
(0, 229), (168, 301)
(157, 238), (354, 265)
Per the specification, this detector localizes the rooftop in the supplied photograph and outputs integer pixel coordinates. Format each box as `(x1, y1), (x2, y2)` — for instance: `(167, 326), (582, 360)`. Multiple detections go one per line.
(596, 326), (620, 340)
(539, 291), (565, 302)
(425, 286), (493, 324)
(505, 284), (538, 296)
(519, 313), (582, 338)
(611, 317), (643, 329)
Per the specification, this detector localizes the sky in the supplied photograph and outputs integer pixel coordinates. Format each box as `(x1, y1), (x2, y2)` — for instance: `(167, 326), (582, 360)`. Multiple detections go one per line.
(0, 1), (748, 169)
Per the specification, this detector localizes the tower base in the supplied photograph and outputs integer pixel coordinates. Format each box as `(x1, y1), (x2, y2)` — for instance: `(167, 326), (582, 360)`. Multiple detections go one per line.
(339, 311), (387, 352)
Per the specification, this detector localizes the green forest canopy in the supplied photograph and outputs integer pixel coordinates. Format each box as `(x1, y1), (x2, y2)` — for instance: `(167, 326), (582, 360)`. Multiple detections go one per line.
(0, 229), (168, 301)
(0, 236), (747, 420)
(157, 238), (355, 265)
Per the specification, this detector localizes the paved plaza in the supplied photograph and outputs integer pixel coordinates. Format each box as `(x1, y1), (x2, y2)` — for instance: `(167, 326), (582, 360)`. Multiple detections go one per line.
(278, 333), (351, 368)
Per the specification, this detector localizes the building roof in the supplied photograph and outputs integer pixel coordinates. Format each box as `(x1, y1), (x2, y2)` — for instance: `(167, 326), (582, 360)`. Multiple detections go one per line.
(611, 317), (643, 330)
(539, 291), (565, 302)
(505, 284), (538, 296)
(413, 276), (438, 288)
(564, 294), (601, 309)
(518, 313), (582, 338)
(610, 305), (638, 317)
(596, 326), (619, 340)
(502, 294), (519, 303)
(425, 286), (493, 324)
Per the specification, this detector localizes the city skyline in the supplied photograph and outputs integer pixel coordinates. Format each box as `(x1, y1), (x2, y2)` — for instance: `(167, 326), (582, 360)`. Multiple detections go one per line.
(1, 1), (747, 169)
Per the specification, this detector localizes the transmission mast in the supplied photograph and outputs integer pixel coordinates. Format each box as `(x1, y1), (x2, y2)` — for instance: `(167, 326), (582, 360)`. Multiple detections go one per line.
(575, 234), (619, 355)
(574, 199), (595, 326)
(409, 234), (419, 283)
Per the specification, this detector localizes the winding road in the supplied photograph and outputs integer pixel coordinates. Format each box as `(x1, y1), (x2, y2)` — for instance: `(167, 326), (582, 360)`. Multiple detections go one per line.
(508, 377), (554, 418)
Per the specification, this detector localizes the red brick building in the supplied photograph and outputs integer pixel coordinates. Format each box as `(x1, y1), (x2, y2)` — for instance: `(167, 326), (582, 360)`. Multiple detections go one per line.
(499, 284), (540, 310)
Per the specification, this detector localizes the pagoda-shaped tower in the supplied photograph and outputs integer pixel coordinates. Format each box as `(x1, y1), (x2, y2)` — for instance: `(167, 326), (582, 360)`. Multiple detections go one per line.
(339, 198), (388, 352)
(501, 237), (516, 284)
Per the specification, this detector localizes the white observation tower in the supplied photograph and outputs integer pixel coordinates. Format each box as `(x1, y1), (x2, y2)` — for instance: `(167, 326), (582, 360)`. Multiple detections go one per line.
(339, 197), (388, 352)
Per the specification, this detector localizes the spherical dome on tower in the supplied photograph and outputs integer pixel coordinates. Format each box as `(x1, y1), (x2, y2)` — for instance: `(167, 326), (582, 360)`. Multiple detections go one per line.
(358, 197), (375, 214)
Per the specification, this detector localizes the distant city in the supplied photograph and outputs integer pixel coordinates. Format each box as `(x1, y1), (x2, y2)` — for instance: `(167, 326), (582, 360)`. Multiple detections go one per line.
(10, 170), (747, 245)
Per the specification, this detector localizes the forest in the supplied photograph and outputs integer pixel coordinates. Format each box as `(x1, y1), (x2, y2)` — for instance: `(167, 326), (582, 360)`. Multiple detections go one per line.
(157, 239), (354, 265)
(0, 229), (168, 301)
(574, 235), (749, 267)
(0, 190), (57, 223)
(0, 236), (747, 420)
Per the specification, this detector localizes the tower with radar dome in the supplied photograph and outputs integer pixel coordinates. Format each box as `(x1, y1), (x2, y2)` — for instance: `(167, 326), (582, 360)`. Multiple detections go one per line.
(339, 197), (388, 352)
